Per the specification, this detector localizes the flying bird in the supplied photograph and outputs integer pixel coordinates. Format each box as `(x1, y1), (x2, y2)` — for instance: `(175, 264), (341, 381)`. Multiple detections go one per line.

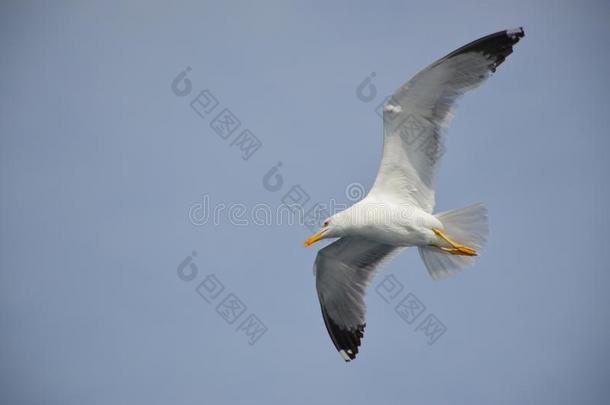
(304, 28), (525, 361)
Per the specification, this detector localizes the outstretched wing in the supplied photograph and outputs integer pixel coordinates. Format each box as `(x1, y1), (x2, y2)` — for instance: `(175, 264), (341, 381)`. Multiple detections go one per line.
(314, 237), (402, 361)
(370, 28), (525, 213)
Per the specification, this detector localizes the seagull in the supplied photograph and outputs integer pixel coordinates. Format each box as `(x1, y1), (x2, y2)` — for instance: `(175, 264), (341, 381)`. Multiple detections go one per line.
(304, 28), (525, 362)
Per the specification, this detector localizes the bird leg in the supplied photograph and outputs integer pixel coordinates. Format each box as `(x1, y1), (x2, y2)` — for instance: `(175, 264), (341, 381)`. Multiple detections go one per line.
(431, 228), (477, 256)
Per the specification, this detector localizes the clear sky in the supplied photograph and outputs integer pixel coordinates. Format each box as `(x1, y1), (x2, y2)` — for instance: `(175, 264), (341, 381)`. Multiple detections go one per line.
(1, 1), (609, 404)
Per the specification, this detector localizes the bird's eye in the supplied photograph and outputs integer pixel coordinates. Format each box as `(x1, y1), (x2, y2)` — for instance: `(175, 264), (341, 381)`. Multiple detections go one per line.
(323, 220), (329, 227)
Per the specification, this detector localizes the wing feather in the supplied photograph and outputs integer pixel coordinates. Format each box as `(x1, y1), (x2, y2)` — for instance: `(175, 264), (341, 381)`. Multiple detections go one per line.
(370, 28), (525, 212)
(314, 237), (401, 361)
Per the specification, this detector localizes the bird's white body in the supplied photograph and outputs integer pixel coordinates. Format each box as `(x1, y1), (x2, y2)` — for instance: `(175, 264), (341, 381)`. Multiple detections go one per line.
(333, 196), (443, 247)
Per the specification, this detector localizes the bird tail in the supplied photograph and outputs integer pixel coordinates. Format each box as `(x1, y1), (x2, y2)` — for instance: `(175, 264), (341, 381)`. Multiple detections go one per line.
(418, 203), (489, 280)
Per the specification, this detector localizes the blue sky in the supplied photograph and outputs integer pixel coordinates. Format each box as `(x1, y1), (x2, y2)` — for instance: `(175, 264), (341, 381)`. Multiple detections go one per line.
(1, 1), (609, 404)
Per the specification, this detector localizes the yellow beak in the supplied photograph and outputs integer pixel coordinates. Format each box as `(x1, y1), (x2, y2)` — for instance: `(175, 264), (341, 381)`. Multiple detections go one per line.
(304, 229), (327, 246)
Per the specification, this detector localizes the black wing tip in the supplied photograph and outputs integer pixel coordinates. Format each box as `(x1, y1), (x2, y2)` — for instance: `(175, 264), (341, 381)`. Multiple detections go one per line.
(445, 27), (525, 73)
(320, 303), (366, 362)
(338, 323), (366, 362)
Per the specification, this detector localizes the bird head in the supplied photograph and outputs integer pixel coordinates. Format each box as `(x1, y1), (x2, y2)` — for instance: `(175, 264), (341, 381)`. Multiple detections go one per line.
(303, 217), (339, 246)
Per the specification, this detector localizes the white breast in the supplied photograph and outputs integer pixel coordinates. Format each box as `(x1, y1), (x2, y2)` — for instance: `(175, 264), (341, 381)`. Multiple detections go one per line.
(341, 198), (441, 247)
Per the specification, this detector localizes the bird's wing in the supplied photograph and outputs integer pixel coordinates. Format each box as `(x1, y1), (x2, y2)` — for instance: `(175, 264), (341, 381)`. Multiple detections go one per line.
(369, 28), (525, 213)
(314, 237), (402, 361)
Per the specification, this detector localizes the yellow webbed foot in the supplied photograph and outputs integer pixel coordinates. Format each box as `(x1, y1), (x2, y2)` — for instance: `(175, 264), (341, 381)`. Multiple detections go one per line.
(432, 228), (478, 256)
